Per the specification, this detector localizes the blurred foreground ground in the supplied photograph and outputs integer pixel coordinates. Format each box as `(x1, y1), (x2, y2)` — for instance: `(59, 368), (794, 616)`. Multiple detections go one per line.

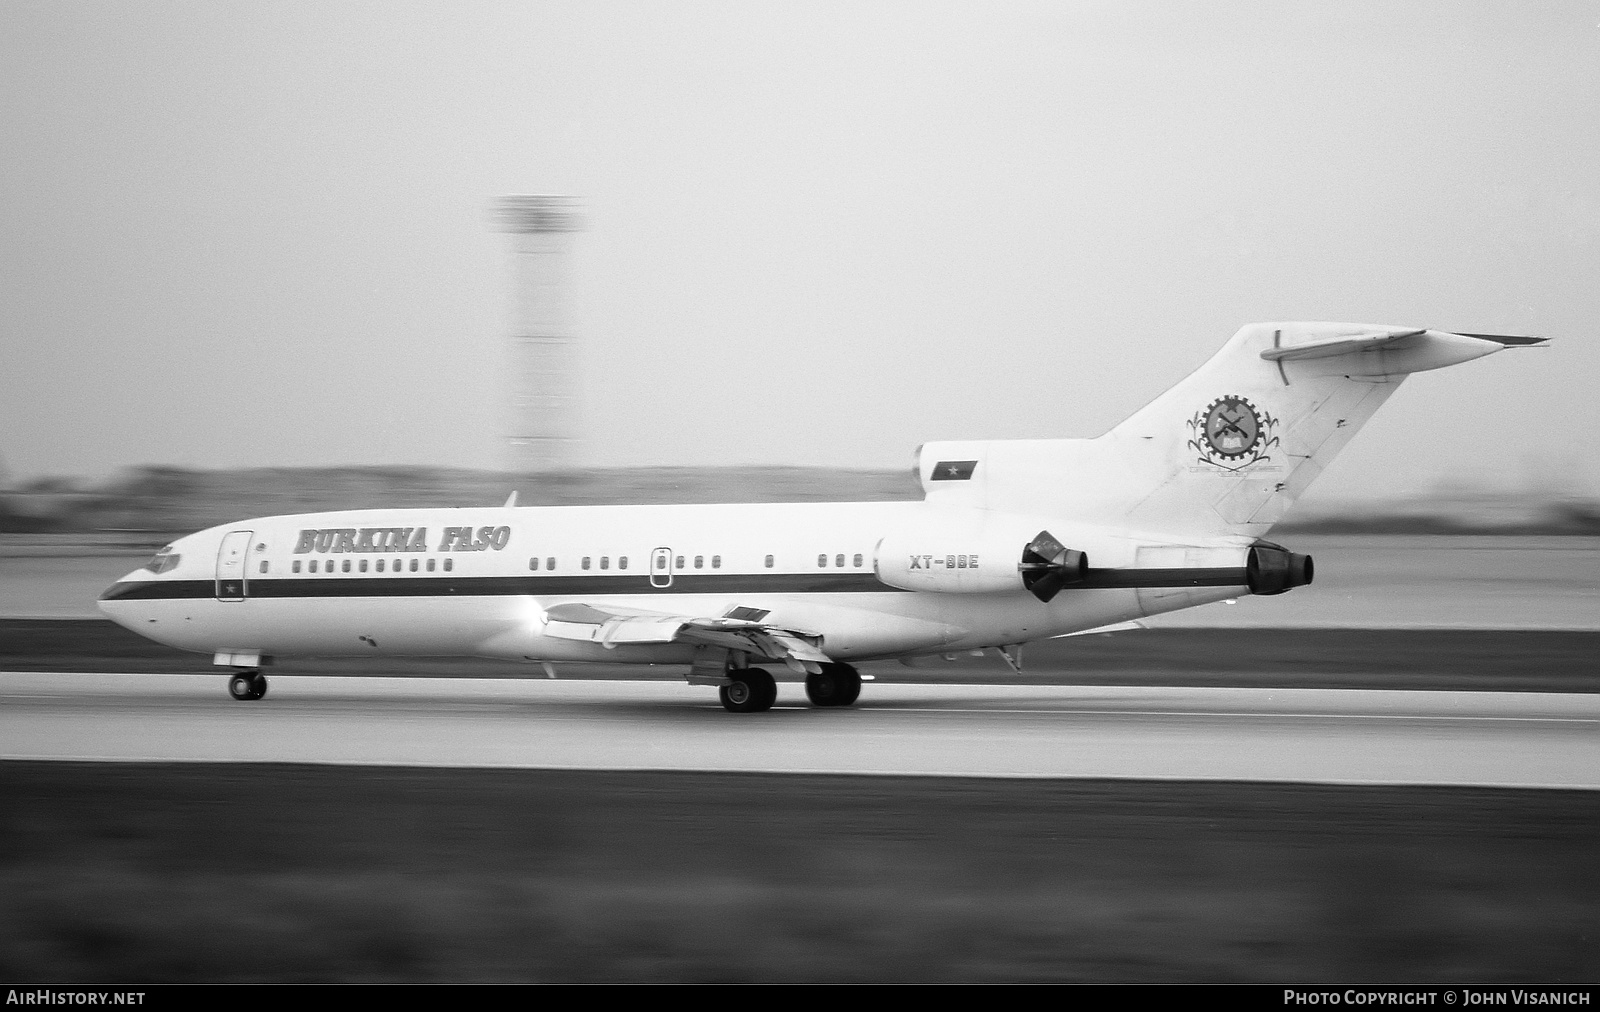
(8, 533), (1597, 628)
(2, 764), (1594, 982)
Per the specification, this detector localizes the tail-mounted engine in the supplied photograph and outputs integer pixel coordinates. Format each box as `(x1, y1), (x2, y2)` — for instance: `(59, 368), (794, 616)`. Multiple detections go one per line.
(1017, 531), (1088, 603)
(1246, 541), (1314, 596)
(873, 527), (1087, 602)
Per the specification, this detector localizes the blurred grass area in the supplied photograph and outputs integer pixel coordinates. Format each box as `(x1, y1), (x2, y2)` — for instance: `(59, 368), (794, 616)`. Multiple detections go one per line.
(4, 464), (1600, 540)
(1, 763), (1596, 982)
(0, 465), (921, 542)
(6, 620), (1598, 693)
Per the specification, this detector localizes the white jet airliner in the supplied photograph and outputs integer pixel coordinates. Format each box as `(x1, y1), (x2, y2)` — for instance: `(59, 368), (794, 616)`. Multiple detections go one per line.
(100, 323), (1543, 711)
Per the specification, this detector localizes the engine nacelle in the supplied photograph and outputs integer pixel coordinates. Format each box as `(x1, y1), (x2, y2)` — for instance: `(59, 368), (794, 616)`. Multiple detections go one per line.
(875, 527), (1087, 601)
(1246, 541), (1314, 596)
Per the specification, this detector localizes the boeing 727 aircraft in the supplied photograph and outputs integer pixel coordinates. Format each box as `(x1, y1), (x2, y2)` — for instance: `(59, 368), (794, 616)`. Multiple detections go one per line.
(100, 322), (1543, 711)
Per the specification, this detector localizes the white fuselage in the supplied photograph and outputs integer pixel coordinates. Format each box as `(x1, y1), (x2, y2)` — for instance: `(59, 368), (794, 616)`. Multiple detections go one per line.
(98, 499), (1249, 671)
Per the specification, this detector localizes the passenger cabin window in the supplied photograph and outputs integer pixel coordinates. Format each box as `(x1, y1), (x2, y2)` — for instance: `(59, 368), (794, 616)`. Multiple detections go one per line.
(600, 557), (609, 570)
(582, 557), (591, 570)
(360, 560), (369, 573)
(712, 556), (721, 569)
(765, 555), (774, 568)
(817, 554), (827, 567)
(694, 556), (703, 569)
(529, 558), (539, 571)
(427, 559), (436, 572)
(376, 559), (385, 572)
(342, 560), (351, 573)
(546, 557), (555, 570)
(410, 559), (418, 572)
(676, 555), (685, 568)
(619, 556), (628, 570)
(293, 561), (301, 574)
(260, 561), (269, 574)
(835, 554), (844, 567)
(444, 558), (453, 572)
(854, 553), (863, 567)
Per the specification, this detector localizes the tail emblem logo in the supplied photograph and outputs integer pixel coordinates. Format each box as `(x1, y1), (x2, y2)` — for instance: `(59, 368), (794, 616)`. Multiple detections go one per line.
(1189, 395), (1279, 470)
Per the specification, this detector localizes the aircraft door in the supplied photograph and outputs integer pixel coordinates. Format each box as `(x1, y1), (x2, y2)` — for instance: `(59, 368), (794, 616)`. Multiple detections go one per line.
(650, 547), (673, 589)
(216, 530), (254, 601)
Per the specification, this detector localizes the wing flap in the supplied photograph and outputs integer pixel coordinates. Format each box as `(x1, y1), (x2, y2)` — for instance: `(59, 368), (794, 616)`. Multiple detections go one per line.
(542, 602), (831, 672)
(543, 603), (689, 646)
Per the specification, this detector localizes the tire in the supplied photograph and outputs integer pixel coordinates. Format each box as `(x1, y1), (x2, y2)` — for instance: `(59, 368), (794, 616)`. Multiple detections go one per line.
(832, 665), (861, 706)
(720, 667), (777, 713)
(805, 669), (840, 706)
(228, 671), (268, 701)
(806, 663), (861, 707)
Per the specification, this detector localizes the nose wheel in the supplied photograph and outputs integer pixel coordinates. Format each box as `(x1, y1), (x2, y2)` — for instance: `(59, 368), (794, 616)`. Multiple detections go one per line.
(227, 671), (268, 701)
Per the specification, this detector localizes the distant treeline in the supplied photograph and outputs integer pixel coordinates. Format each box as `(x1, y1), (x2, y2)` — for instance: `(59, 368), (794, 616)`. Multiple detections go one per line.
(0, 465), (921, 539)
(3, 464), (1598, 538)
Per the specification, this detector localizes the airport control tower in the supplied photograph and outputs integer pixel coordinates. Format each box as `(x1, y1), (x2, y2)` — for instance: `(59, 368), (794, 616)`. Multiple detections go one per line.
(494, 194), (583, 473)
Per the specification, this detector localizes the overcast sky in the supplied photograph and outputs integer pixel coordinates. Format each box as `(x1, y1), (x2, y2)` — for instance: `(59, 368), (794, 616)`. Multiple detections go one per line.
(3, 1), (1596, 504)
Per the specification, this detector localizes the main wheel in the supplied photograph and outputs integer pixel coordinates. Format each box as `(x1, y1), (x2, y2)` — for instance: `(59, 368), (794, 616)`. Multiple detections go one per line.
(227, 671), (266, 701)
(806, 663), (861, 707)
(719, 667), (777, 713)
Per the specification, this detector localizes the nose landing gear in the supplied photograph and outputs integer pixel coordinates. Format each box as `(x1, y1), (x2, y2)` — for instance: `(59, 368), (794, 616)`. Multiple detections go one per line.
(227, 671), (268, 701)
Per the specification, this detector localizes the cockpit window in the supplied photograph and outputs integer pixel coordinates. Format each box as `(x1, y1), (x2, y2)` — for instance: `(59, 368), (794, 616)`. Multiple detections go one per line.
(142, 547), (181, 575)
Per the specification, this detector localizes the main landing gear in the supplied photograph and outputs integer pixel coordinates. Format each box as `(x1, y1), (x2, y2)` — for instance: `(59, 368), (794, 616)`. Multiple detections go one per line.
(715, 662), (863, 713)
(719, 667), (777, 713)
(228, 670), (268, 701)
(804, 662), (862, 707)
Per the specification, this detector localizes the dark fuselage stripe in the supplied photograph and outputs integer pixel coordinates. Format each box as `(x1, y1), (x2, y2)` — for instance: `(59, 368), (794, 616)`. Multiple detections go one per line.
(100, 567), (1250, 602)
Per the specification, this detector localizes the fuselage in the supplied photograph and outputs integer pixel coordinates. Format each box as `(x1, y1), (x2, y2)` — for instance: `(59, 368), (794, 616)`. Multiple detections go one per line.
(99, 499), (1252, 670)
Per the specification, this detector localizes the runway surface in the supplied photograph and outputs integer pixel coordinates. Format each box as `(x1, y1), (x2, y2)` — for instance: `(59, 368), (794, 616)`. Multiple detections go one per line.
(6, 671), (1597, 788)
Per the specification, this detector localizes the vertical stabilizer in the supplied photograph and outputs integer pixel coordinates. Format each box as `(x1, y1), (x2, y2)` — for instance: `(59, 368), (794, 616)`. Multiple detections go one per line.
(1103, 322), (1526, 537)
(915, 323), (1540, 540)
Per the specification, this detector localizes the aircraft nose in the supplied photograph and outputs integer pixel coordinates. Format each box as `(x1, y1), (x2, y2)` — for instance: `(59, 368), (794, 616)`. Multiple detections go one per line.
(98, 568), (150, 628)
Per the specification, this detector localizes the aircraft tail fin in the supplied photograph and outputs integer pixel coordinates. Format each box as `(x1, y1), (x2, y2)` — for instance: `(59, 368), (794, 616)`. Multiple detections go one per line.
(916, 323), (1543, 539)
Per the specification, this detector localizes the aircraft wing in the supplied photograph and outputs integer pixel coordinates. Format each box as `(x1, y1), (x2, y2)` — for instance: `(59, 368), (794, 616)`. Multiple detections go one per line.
(541, 602), (833, 674)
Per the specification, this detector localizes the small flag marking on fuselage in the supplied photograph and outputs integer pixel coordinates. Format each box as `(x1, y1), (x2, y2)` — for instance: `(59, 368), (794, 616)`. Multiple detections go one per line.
(930, 460), (978, 481)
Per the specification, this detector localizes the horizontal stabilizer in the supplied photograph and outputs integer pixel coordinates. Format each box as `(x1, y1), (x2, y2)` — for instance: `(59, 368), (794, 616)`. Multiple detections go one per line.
(1259, 329), (1427, 362)
(1261, 328), (1548, 364)
(1454, 333), (1549, 347)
